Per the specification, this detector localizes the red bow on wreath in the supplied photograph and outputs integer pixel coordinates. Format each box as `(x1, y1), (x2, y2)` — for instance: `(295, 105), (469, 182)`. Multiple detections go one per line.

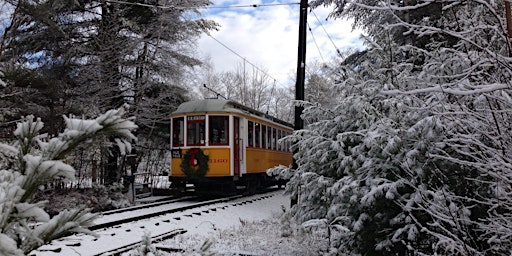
(189, 148), (198, 167)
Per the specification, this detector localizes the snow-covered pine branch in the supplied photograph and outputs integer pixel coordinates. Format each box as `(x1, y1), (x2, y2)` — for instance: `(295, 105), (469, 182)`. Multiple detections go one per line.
(382, 83), (511, 96)
(0, 105), (137, 255)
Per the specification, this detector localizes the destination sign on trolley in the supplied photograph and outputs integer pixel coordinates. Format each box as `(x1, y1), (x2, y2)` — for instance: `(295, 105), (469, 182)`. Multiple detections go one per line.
(187, 116), (205, 121)
(171, 149), (182, 158)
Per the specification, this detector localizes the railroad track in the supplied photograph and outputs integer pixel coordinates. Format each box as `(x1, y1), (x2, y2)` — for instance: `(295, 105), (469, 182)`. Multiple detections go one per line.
(91, 194), (243, 230)
(31, 189), (282, 256)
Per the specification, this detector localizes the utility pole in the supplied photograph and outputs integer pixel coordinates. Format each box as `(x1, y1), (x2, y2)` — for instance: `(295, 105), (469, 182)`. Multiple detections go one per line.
(294, 0), (307, 132)
(291, 0), (308, 207)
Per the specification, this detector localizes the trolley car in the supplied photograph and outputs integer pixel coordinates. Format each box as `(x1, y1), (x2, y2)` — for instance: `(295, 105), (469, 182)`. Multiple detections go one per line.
(169, 99), (293, 194)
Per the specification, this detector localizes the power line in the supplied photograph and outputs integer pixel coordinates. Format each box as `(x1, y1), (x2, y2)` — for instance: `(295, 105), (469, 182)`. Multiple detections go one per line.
(310, 8), (342, 57)
(307, 21), (326, 63)
(106, 0), (178, 9)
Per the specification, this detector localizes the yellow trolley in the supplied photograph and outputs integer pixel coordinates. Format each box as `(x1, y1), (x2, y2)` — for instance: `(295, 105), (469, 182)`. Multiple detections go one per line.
(170, 99), (293, 194)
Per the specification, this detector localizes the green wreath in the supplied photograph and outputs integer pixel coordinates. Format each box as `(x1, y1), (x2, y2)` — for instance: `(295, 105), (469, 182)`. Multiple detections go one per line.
(180, 148), (209, 177)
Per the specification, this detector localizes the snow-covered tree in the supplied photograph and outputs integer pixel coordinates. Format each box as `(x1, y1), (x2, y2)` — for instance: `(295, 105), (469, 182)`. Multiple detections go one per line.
(0, 105), (136, 255)
(199, 61), (282, 114)
(304, 59), (341, 108)
(274, 0), (512, 255)
(197, 59), (297, 123)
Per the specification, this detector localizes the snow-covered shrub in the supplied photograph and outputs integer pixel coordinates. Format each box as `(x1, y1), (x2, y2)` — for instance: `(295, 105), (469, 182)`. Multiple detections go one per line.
(0, 105), (136, 255)
(34, 183), (132, 216)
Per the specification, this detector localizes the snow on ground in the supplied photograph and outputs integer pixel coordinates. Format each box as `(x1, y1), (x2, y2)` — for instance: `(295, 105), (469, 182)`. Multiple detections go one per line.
(154, 191), (327, 255)
(34, 190), (326, 256)
(162, 214), (327, 256)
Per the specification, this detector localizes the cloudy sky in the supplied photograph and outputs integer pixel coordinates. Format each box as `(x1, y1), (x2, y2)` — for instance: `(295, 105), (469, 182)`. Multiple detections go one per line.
(195, 0), (365, 85)
(0, 0), (365, 86)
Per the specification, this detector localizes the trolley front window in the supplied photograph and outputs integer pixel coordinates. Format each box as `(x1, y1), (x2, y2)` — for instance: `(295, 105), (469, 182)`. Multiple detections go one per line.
(172, 117), (184, 147)
(209, 116), (229, 145)
(187, 115), (205, 146)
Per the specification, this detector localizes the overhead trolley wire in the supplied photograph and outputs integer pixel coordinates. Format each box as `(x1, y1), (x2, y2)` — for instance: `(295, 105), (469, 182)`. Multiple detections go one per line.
(108, 0), (295, 86)
(207, 2), (299, 9)
(106, 0), (298, 10)
(205, 32), (284, 87)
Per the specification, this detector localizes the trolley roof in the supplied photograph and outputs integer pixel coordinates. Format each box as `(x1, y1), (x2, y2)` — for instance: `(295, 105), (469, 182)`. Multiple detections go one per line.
(172, 99), (293, 129)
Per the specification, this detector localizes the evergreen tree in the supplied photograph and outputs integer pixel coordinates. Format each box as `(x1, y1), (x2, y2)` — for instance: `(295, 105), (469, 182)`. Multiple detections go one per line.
(0, 0), (218, 184)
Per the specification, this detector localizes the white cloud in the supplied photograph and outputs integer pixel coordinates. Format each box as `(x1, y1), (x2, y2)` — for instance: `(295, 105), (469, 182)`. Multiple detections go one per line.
(197, 1), (364, 85)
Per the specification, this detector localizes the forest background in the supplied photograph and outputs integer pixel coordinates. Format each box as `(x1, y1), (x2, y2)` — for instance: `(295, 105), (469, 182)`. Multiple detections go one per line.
(1, 0), (512, 255)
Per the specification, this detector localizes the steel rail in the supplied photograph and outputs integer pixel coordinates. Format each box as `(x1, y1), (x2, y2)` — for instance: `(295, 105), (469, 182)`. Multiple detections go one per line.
(91, 195), (243, 230)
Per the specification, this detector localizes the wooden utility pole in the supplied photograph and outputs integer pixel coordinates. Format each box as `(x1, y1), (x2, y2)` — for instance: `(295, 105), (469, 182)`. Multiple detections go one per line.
(291, 0), (308, 207)
(294, 0), (308, 131)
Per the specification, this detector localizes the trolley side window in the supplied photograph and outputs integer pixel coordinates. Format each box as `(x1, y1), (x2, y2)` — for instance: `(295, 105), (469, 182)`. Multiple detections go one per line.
(261, 125), (267, 149)
(209, 116), (229, 145)
(286, 131), (292, 152)
(248, 121), (254, 147)
(187, 115), (206, 146)
(255, 123), (261, 148)
(272, 127), (277, 150)
(266, 126), (272, 149)
(172, 117), (184, 147)
(277, 129), (282, 151)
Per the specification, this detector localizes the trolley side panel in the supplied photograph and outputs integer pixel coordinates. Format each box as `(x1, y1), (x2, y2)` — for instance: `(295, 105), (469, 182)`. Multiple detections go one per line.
(245, 148), (292, 174)
(170, 148), (231, 177)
